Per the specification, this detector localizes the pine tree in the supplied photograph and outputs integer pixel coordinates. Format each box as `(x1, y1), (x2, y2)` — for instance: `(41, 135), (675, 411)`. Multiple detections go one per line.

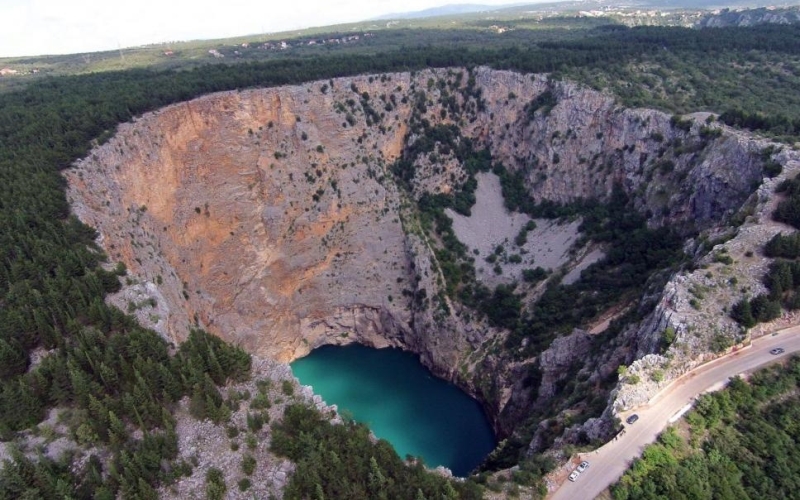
(87, 395), (110, 441)
(730, 298), (756, 328)
(206, 346), (225, 385)
(188, 383), (207, 421)
(443, 481), (459, 500)
(135, 477), (158, 500)
(67, 361), (92, 407)
(97, 361), (118, 391)
(0, 338), (29, 378)
(368, 456), (387, 496)
(108, 411), (128, 449)
(32, 309), (57, 348)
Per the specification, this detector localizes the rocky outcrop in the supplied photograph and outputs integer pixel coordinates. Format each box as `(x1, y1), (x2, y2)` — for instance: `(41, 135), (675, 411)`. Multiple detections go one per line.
(615, 145), (800, 411)
(66, 67), (787, 464)
(537, 330), (593, 401)
(698, 7), (800, 28)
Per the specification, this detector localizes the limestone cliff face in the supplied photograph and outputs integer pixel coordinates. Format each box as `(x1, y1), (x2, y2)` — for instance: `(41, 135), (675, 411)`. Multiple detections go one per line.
(67, 69), (506, 385)
(70, 75), (417, 362)
(67, 67), (781, 444)
(466, 70), (765, 232)
(393, 68), (765, 233)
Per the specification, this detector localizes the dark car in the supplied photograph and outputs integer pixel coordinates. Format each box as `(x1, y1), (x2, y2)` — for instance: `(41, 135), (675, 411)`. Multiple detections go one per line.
(770, 347), (785, 355)
(626, 414), (639, 425)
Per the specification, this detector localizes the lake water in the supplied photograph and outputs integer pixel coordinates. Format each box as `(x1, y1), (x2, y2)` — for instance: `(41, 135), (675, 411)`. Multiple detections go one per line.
(290, 344), (497, 476)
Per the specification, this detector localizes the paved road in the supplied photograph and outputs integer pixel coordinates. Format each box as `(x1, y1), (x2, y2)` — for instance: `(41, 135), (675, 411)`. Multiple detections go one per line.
(550, 324), (800, 500)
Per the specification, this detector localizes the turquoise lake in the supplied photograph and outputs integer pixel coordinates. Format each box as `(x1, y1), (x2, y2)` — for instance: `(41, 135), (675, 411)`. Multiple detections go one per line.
(290, 344), (497, 476)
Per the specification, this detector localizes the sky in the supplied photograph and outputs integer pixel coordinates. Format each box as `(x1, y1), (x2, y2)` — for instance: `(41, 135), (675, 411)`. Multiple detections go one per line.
(0, 0), (521, 58)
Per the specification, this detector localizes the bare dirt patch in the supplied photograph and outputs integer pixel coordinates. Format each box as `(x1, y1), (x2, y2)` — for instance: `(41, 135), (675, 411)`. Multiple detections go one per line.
(563, 247), (606, 286)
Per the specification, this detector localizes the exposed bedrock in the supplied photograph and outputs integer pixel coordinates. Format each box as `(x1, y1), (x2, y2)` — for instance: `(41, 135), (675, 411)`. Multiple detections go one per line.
(67, 66), (777, 440)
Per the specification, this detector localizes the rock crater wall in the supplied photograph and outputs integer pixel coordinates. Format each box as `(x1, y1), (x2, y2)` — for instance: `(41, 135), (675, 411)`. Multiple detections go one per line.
(67, 67), (778, 442)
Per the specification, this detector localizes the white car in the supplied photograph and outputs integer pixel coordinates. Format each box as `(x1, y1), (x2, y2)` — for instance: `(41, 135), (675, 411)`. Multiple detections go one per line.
(568, 470), (580, 482)
(577, 461), (589, 473)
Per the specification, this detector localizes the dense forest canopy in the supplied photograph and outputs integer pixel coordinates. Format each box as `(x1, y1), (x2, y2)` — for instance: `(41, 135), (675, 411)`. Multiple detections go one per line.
(1, 20), (800, 498)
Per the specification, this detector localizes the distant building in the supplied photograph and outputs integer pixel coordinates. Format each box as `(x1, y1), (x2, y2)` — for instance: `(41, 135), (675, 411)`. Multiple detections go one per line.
(163, 50), (174, 56)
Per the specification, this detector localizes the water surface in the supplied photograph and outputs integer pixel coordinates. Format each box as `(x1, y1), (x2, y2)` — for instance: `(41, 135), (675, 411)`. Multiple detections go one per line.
(290, 344), (496, 476)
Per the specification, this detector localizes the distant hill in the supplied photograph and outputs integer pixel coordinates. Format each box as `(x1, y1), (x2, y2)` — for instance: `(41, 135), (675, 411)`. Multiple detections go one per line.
(640, 0), (799, 9)
(378, 0), (800, 22)
(374, 3), (522, 20)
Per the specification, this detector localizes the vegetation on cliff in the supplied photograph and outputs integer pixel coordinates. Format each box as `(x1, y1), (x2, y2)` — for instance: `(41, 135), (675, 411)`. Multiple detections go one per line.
(495, 180), (686, 356)
(731, 172), (800, 329)
(0, 329), (250, 498)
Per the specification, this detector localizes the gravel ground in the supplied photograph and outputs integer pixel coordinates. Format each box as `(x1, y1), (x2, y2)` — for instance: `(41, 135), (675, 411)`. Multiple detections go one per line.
(446, 172), (581, 288)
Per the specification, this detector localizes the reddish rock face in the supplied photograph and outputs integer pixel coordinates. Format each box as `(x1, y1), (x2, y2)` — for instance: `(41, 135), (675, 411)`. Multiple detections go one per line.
(67, 74), (421, 362)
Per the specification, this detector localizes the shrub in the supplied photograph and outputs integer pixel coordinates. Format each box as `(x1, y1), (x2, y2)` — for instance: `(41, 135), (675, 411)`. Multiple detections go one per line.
(764, 159), (783, 178)
(205, 468), (226, 500)
(242, 454), (256, 476)
(730, 298), (756, 328)
(246, 433), (258, 450)
(523, 267), (548, 283)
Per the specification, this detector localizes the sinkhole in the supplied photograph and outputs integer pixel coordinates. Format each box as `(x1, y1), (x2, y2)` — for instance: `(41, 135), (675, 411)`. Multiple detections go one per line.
(291, 344), (497, 476)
